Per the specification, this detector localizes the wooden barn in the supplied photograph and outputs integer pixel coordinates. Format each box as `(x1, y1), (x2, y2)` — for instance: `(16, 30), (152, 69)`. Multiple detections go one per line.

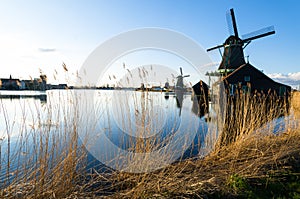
(222, 63), (291, 98)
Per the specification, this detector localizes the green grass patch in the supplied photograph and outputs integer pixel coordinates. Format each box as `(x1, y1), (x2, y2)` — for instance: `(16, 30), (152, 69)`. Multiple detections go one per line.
(227, 172), (300, 199)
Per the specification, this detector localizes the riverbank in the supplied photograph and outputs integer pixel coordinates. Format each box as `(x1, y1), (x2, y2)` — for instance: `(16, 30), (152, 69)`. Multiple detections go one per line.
(3, 129), (299, 198)
(107, 129), (300, 198)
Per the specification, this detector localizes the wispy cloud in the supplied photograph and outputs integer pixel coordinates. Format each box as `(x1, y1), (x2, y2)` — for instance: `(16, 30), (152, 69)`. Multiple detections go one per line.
(38, 48), (56, 52)
(268, 72), (300, 89)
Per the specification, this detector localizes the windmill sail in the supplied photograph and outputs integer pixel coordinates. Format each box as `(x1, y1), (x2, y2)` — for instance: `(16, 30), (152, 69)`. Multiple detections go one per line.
(242, 26), (275, 43)
(226, 10), (234, 36)
(230, 8), (239, 37)
(207, 44), (224, 52)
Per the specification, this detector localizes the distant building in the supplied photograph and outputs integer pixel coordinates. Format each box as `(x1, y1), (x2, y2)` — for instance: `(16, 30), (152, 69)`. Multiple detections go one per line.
(39, 74), (47, 91)
(192, 80), (209, 117)
(0, 75), (20, 90)
(50, 84), (68, 89)
(150, 86), (163, 92)
(164, 82), (170, 89)
(20, 80), (34, 90)
(1, 74), (49, 91)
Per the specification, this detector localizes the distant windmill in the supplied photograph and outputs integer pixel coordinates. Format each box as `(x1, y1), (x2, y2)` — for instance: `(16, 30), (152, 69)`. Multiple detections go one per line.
(175, 67), (190, 116)
(207, 8), (275, 76)
(176, 67), (190, 90)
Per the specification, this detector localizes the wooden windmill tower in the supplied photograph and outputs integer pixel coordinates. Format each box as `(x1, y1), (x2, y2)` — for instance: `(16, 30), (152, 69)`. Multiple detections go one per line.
(207, 8), (275, 76)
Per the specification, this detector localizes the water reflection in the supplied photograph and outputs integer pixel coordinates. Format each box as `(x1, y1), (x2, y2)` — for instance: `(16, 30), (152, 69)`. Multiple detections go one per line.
(82, 90), (206, 172)
(0, 91), (47, 104)
(164, 92), (169, 100)
(0, 89), (296, 179)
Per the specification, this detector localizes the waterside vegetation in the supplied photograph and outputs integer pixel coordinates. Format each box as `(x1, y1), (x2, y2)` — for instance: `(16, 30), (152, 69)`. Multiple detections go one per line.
(0, 87), (299, 198)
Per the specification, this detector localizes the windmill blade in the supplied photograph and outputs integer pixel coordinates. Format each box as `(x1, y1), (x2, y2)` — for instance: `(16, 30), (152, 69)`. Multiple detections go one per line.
(183, 75), (190, 78)
(226, 10), (234, 36)
(207, 44), (224, 52)
(180, 67), (183, 75)
(242, 26), (275, 43)
(230, 8), (239, 37)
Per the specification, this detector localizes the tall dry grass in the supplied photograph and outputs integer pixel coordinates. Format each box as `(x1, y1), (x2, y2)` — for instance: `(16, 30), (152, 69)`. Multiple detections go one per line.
(94, 91), (298, 198)
(55, 89), (298, 198)
(292, 91), (300, 118)
(0, 91), (87, 198)
(217, 90), (290, 148)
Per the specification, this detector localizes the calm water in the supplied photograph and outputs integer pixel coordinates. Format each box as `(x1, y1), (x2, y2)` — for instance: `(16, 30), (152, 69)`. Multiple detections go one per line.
(0, 89), (216, 182)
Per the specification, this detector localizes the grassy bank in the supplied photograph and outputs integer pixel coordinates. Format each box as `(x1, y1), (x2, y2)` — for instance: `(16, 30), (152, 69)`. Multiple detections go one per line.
(1, 90), (299, 198)
(105, 129), (300, 198)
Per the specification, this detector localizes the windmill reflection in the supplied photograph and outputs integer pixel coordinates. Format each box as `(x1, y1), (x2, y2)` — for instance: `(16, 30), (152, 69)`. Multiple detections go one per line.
(175, 90), (184, 116)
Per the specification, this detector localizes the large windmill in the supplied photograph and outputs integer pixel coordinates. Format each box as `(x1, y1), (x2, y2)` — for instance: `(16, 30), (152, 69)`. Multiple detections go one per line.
(192, 8), (291, 119)
(207, 8), (275, 76)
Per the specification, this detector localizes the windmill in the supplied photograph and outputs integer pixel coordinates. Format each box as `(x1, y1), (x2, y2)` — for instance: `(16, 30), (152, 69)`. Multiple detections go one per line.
(207, 8), (275, 76)
(175, 67), (190, 90)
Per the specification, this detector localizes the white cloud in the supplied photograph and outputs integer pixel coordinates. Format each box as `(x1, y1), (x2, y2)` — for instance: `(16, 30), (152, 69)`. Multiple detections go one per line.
(268, 72), (300, 89)
(38, 48), (56, 52)
(287, 72), (300, 81)
(268, 73), (286, 79)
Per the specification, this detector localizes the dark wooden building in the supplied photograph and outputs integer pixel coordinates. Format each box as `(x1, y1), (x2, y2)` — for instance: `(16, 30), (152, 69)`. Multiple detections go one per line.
(223, 63), (291, 97)
(192, 80), (209, 117)
(0, 75), (20, 90)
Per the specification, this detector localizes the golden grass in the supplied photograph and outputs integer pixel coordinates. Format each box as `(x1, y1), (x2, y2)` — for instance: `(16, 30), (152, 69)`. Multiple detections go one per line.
(62, 91), (299, 198)
(292, 91), (300, 118)
(0, 91), (86, 198)
(89, 92), (299, 198)
(100, 130), (300, 198)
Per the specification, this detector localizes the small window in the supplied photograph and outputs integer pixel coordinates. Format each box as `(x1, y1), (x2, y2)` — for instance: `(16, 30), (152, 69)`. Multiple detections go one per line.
(230, 84), (235, 96)
(244, 75), (250, 82)
(279, 86), (286, 96)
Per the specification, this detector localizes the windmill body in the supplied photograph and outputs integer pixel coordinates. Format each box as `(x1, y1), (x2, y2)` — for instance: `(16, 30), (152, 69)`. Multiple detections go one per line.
(175, 67), (190, 116)
(175, 67), (190, 91)
(218, 35), (245, 73)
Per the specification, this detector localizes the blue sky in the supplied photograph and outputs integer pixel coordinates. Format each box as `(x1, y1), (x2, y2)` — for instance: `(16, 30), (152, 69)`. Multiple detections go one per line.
(0, 0), (299, 86)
